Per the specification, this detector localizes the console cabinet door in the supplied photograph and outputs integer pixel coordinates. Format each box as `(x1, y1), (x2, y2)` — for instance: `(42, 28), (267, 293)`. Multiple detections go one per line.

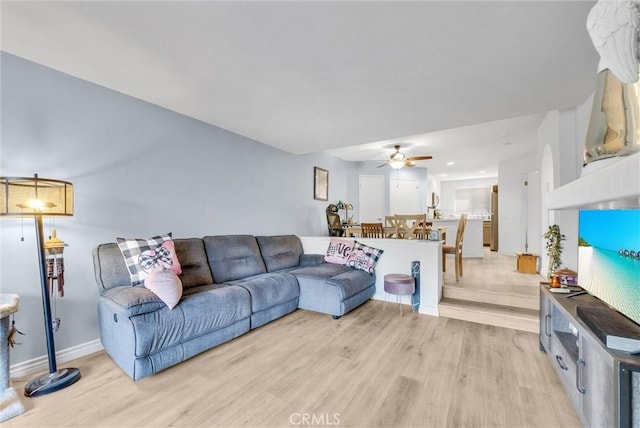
(539, 290), (552, 352)
(549, 334), (582, 410)
(580, 331), (615, 427)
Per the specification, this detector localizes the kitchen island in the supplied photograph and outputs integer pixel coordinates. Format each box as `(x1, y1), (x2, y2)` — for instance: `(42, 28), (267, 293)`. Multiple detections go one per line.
(431, 218), (485, 258)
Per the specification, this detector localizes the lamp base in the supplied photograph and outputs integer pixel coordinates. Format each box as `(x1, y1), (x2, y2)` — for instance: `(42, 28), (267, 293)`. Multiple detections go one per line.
(24, 368), (80, 397)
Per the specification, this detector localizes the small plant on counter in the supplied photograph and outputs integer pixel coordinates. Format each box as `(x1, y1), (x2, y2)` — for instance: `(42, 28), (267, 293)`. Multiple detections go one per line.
(544, 224), (565, 274)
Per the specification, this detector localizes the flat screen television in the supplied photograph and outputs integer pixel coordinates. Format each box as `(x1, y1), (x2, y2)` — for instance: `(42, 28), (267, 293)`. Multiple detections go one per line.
(578, 209), (640, 327)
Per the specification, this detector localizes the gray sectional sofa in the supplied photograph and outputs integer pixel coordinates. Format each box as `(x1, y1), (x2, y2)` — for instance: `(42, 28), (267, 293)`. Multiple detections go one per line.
(92, 234), (375, 381)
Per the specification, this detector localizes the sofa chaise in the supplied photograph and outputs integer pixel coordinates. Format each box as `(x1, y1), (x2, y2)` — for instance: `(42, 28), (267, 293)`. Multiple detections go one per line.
(92, 234), (375, 380)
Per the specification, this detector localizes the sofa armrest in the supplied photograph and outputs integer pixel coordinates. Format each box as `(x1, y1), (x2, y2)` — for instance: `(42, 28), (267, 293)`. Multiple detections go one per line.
(299, 254), (326, 267)
(101, 286), (166, 317)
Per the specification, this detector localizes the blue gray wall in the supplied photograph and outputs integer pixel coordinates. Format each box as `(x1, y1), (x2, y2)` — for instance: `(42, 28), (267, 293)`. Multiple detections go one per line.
(0, 52), (350, 364)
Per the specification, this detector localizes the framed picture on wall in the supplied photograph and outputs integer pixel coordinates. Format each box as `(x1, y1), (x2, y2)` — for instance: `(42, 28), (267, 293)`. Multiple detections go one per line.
(314, 167), (328, 201)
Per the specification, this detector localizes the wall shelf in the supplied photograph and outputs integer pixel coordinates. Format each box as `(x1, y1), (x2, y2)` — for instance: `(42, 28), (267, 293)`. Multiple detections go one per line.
(548, 152), (640, 210)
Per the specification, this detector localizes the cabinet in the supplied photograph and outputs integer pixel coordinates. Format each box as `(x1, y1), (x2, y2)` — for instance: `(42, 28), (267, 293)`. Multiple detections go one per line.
(539, 290), (552, 352)
(482, 220), (491, 246)
(539, 284), (640, 428)
(580, 330), (615, 427)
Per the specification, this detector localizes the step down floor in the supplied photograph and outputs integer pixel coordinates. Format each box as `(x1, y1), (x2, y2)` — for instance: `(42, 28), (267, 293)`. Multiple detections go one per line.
(439, 297), (539, 333)
(443, 284), (538, 311)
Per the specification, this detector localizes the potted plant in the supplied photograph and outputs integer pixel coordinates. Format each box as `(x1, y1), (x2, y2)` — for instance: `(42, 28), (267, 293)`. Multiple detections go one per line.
(544, 224), (565, 278)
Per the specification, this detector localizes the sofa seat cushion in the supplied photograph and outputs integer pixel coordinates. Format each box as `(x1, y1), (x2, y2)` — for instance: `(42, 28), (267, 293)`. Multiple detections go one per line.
(203, 235), (267, 283)
(226, 272), (299, 313)
(291, 264), (374, 300)
(131, 284), (251, 357)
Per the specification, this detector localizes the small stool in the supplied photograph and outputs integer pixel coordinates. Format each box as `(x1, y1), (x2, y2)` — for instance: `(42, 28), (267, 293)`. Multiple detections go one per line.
(383, 274), (415, 317)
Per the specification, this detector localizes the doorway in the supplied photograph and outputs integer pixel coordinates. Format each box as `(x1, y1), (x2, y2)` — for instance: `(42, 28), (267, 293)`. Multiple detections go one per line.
(390, 179), (420, 214)
(358, 175), (384, 223)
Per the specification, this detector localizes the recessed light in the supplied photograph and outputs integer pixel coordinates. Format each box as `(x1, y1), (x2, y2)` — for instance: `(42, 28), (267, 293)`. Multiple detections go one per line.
(446, 161), (455, 166)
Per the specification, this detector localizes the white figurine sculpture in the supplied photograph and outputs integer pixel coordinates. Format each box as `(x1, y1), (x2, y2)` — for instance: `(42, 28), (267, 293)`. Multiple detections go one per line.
(587, 0), (640, 83)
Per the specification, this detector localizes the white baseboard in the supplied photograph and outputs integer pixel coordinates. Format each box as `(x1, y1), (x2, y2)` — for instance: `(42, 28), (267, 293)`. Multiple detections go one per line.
(10, 339), (104, 379)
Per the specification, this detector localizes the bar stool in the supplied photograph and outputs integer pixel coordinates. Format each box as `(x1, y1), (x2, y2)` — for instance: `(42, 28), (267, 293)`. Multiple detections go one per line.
(383, 274), (415, 317)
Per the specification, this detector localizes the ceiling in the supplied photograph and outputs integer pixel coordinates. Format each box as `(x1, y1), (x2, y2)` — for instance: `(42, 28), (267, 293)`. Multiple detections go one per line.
(1, 1), (599, 180)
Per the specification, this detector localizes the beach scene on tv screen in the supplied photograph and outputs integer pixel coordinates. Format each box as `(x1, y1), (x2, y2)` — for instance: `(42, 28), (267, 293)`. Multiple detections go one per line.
(578, 210), (640, 326)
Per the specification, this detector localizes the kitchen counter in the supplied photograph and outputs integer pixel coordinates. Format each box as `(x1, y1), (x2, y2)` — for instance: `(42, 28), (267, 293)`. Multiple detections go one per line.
(431, 218), (485, 258)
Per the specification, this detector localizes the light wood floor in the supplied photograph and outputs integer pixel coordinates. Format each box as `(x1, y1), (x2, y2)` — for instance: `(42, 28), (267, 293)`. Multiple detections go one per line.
(7, 300), (581, 428)
(443, 248), (542, 296)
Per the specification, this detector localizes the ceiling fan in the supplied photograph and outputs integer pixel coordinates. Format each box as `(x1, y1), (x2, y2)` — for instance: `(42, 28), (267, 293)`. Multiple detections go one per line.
(377, 144), (433, 169)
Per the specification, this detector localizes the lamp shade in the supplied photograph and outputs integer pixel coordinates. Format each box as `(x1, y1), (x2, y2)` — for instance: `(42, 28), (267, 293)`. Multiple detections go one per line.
(389, 150), (406, 169)
(0, 175), (73, 217)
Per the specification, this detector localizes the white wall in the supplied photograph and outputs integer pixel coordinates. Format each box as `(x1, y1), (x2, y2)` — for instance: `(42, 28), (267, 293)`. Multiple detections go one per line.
(539, 144), (554, 275)
(535, 95), (593, 276)
(526, 170), (541, 255)
(0, 53), (351, 366)
(497, 152), (538, 256)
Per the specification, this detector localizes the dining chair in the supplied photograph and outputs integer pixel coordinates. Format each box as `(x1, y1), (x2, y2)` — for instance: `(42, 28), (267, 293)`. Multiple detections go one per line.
(361, 222), (385, 238)
(442, 214), (468, 281)
(326, 204), (344, 237)
(394, 214), (427, 239)
(384, 216), (399, 238)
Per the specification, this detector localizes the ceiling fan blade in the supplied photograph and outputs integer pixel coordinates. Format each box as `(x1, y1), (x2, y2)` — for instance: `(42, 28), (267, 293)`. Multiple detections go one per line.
(405, 161), (416, 167)
(406, 155), (433, 161)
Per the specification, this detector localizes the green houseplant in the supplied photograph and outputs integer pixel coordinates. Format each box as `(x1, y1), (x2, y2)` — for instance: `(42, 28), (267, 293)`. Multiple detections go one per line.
(544, 224), (565, 275)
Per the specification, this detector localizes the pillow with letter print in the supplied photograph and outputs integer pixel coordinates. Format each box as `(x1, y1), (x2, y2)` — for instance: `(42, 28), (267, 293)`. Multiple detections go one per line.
(324, 237), (355, 265)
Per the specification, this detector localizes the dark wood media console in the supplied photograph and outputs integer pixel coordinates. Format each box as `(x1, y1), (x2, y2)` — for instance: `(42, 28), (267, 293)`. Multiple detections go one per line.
(539, 284), (640, 428)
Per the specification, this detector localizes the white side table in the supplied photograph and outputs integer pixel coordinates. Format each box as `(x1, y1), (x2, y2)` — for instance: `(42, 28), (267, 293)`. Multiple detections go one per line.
(0, 294), (25, 422)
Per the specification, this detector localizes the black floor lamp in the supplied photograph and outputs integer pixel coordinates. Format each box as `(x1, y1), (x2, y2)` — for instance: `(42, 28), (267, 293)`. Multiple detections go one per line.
(0, 174), (81, 397)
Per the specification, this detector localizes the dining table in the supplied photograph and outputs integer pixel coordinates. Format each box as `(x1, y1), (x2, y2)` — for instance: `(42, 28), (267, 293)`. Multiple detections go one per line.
(344, 225), (446, 241)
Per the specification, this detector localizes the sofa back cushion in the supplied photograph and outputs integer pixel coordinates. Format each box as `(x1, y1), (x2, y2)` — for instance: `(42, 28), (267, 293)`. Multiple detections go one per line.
(256, 235), (303, 272)
(93, 243), (132, 291)
(93, 238), (213, 292)
(173, 239), (215, 289)
(203, 235), (267, 283)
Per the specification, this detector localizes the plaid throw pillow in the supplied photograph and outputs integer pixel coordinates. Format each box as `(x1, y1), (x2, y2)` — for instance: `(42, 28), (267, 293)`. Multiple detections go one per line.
(117, 233), (181, 285)
(346, 240), (384, 274)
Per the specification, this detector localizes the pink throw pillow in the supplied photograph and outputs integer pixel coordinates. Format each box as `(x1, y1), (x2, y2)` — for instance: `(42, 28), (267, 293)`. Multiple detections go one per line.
(138, 240), (182, 275)
(160, 240), (182, 275)
(144, 270), (183, 310)
(324, 238), (355, 265)
(345, 241), (384, 274)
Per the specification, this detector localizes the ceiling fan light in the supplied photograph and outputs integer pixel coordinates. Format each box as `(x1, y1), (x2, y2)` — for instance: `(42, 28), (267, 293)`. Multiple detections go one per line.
(389, 159), (405, 169)
(390, 152), (405, 161)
